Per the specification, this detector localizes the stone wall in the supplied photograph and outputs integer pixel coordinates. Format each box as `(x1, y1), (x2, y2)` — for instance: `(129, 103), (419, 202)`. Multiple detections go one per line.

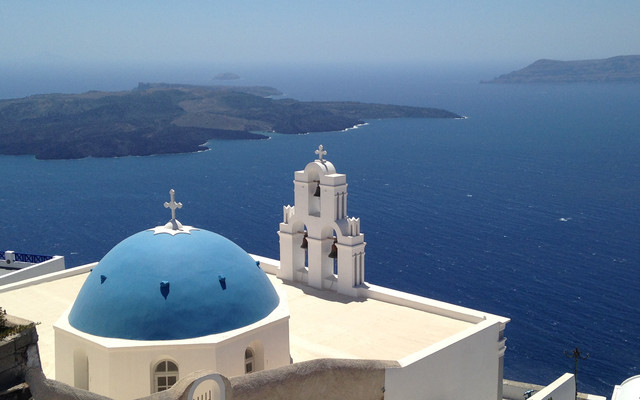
(230, 358), (399, 400)
(0, 315), (38, 399)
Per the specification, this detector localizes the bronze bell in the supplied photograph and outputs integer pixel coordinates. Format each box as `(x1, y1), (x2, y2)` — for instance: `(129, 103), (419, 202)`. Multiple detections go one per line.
(300, 233), (308, 249)
(314, 183), (321, 197)
(328, 240), (338, 258)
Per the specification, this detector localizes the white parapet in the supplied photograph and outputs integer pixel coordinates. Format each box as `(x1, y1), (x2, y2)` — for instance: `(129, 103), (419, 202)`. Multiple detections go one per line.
(0, 253), (66, 287)
(528, 373), (576, 400)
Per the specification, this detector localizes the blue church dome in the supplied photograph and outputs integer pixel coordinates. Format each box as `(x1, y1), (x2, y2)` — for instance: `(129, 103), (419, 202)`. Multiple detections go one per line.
(68, 228), (280, 341)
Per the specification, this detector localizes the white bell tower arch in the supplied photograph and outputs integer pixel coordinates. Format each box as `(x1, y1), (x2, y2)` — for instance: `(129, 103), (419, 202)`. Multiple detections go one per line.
(278, 145), (366, 297)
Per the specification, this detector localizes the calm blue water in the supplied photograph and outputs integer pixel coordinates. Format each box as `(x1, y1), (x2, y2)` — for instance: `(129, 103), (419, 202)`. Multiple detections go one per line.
(1, 65), (639, 396)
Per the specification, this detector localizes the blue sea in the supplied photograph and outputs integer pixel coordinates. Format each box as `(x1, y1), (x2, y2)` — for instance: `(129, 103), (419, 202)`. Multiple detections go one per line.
(1, 64), (639, 397)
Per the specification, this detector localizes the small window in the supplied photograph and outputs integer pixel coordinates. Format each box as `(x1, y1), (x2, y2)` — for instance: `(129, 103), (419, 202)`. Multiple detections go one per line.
(245, 348), (255, 374)
(154, 360), (179, 392)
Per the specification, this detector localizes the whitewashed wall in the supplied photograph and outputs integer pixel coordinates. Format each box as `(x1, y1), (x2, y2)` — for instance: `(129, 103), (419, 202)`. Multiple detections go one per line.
(528, 373), (576, 400)
(384, 320), (502, 400)
(54, 303), (290, 400)
(0, 255), (65, 286)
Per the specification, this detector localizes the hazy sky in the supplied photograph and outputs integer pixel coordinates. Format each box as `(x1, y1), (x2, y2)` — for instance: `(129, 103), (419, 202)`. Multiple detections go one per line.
(1, 1), (639, 68)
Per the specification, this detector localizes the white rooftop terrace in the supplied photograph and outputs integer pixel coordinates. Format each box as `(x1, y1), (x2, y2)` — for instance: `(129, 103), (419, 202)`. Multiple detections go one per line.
(0, 258), (496, 379)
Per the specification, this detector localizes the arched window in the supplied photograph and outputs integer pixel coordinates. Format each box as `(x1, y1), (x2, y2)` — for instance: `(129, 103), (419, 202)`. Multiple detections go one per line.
(330, 231), (338, 276)
(245, 348), (255, 374)
(301, 227), (309, 269)
(153, 360), (179, 392)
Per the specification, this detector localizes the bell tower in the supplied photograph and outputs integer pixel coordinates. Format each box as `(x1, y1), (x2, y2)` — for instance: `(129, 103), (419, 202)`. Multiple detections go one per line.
(278, 145), (366, 297)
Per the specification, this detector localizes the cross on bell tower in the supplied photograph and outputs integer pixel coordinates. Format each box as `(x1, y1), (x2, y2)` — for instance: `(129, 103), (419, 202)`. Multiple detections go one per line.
(315, 144), (327, 162)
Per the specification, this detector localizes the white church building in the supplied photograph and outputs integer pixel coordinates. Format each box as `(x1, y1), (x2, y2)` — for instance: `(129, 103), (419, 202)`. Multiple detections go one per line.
(0, 145), (588, 400)
(54, 189), (291, 397)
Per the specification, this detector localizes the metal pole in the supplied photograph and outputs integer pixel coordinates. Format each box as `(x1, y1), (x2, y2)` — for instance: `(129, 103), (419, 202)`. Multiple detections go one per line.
(564, 347), (589, 400)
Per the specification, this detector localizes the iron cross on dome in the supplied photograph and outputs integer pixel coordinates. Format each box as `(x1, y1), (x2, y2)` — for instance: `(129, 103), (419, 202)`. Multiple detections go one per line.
(164, 189), (182, 221)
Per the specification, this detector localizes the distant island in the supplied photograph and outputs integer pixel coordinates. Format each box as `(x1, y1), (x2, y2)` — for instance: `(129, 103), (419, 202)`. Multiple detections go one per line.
(0, 83), (461, 160)
(214, 72), (241, 80)
(484, 55), (640, 83)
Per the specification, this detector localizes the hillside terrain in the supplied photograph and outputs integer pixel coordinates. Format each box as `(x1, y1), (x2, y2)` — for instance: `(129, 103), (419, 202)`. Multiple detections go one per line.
(485, 55), (640, 83)
(0, 83), (460, 159)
